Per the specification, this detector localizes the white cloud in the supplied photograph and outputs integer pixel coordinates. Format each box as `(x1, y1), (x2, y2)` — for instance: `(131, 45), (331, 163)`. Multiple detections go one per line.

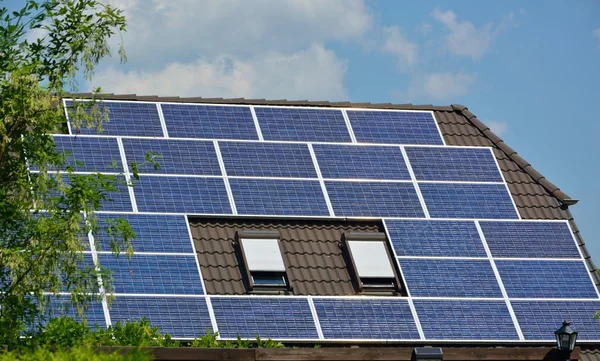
(594, 28), (600, 47)
(431, 8), (516, 60)
(94, 44), (348, 100)
(486, 120), (508, 136)
(407, 72), (477, 101)
(381, 26), (418, 69)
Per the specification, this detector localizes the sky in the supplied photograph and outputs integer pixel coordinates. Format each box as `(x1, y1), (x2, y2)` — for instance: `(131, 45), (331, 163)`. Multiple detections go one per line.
(13, 0), (600, 260)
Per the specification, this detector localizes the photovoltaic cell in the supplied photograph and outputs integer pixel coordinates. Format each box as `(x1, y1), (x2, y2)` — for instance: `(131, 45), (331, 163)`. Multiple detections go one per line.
(399, 259), (502, 298)
(219, 142), (317, 178)
(495, 260), (597, 299)
(109, 296), (212, 338)
(255, 107), (351, 143)
(325, 181), (424, 218)
(479, 221), (580, 258)
(51, 136), (122, 172)
(230, 178), (329, 216)
(162, 104), (257, 140)
(41, 296), (106, 329)
(512, 301), (600, 340)
(65, 100), (163, 137)
(211, 297), (318, 339)
(385, 220), (486, 257)
(99, 254), (203, 295)
(313, 144), (411, 180)
(347, 110), (443, 145)
(313, 298), (419, 340)
(414, 300), (518, 340)
(122, 138), (221, 176)
(405, 147), (503, 182)
(134, 176), (231, 214)
(61, 175), (132, 212)
(420, 183), (518, 219)
(95, 214), (193, 253)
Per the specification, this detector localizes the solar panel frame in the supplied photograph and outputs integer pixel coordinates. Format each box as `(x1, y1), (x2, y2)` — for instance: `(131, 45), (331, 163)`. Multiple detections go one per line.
(98, 254), (204, 295)
(405, 146), (504, 182)
(65, 100), (164, 137)
(210, 296), (319, 339)
(312, 144), (411, 180)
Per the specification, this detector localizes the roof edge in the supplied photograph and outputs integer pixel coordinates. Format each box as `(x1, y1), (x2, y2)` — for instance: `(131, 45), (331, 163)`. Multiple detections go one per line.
(450, 104), (572, 203)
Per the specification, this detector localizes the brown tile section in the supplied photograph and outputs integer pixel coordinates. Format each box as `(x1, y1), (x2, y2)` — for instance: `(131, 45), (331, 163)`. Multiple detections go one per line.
(189, 218), (381, 296)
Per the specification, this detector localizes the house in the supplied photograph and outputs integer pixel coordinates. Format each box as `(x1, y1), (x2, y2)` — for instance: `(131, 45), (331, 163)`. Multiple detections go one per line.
(60, 94), (600, 360)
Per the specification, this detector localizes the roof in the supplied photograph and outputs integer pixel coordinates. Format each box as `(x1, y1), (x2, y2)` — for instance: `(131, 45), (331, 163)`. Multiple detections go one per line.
(68, 93), (600, 288)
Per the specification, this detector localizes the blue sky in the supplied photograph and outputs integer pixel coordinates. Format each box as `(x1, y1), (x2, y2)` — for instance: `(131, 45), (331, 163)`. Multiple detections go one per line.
(14, 1), (600, 259)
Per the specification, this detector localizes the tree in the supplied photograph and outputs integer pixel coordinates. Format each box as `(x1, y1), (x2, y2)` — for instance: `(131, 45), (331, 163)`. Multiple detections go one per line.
(0, 0), (130, 347)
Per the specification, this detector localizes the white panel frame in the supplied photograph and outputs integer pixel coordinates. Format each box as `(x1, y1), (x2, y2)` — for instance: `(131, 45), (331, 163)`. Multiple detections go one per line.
(156, 103), (169, 138)
(116, 137), (138, 213)
(213, 140), (237, 215)
(400, 146), (430, 218)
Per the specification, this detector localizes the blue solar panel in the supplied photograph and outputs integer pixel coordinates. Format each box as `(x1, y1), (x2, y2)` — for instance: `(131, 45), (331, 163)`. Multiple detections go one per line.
(162, 104), (257, 140)
(480, 221), (580, 258)
(255, 107), (350, 142)
(99, 254), (203, 295)
(61, 175), (132, 212)
(230, 178), (329, 216)
(211, 297), (318, 339)
(405, 147), (503, 182)
(400, 259), (502, 298)
(109, 296), (212, 338)
(313, 144), (411, 180)
(42, 296), (106, 328)
(512, 301), (600, 340)
(420, 183), (518, 219)
(65, 100), (163, 137)
(95, 214), (193, 253)
(50, 136), (122, 172)
(495, 260), (597, 299)
(219, 142), (317, 178)
(122, 138), (221, 176)
(414, 300), (518, 340)
(347, 110), (443, 145)
(325, 181), (424, 217)
(134, 176), (231, 214)
(385, 220), (486, 257)
(313, 298), (419, 340)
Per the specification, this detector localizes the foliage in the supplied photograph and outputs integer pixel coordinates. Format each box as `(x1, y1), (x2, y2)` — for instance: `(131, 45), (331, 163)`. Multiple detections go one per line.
(86, 318), (175, 347)
(0, 347), (150, 361)
(0, 0), (129, 348)
(191, 330), (284, 349)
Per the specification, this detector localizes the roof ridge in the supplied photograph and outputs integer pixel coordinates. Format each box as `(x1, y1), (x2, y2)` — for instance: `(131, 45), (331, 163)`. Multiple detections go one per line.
(450, 104), (573, 205)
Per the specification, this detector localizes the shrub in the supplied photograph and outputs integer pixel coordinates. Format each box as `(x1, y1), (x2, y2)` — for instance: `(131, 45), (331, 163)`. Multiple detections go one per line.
(0, 347), (150, 361)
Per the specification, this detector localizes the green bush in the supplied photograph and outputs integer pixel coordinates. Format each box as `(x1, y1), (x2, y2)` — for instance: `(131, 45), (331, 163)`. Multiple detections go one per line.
(35, 316), (90, 348)
(0, 347), (150, 361)
(86, 318), (174, 347)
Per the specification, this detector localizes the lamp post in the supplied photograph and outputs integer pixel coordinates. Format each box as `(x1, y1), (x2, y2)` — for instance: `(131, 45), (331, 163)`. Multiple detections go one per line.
(555, 320), (578, 360)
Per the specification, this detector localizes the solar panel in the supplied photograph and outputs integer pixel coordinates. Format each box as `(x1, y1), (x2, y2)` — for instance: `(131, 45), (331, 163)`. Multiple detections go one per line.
(400, 259), (502, 298)
(121, 138), (221, 176)
(65, 100), (163, 137)
(94, 214), (193, 253)
(59, 174), (132, 212)
(99, 254), (203, 295)
(405, 147), (503, 182)
(255, 107), (350, 142)
(414, 300), (518, 340)
(385, 220), (486, 257)
(51, 136), (122, 173)
(109, 296), (212, 338)
(347, 110), (443, 145)
(219, 142), (317, 178)
(495, 260), (597, 299)
(512, 301), (600, 340)
(42, 296), (106, 328)
(419, 183), (518, 219)
(134, 176), (231, 214)
(313, 144), (411, 180)
(162, 104), (257, 140)
(325, 181), (424, 217)
(313, 298), (420, 340)
(211, 297), (318, 339)
(229, 178), (329, 216)
(480, 221), (580, 258)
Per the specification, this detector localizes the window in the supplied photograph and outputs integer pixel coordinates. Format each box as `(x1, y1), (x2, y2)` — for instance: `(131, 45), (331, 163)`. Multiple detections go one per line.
(235, 230), (289, 292)
(341, 232), (401, 293)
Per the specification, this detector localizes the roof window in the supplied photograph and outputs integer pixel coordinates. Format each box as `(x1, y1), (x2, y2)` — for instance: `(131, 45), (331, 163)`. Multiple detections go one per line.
(235, 230), (290, 293)
(341, 232), (401, 293)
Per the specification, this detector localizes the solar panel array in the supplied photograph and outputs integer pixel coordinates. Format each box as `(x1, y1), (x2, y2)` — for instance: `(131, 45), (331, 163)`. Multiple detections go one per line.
(52, 99), (600, 342)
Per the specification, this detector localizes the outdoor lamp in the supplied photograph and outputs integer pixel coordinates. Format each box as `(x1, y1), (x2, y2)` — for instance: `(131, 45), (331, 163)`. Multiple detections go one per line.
(555, 320), (578, 352)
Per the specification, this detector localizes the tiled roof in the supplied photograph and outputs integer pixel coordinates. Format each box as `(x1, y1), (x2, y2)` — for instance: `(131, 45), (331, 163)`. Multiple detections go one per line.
(65, 93), (600, 289)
